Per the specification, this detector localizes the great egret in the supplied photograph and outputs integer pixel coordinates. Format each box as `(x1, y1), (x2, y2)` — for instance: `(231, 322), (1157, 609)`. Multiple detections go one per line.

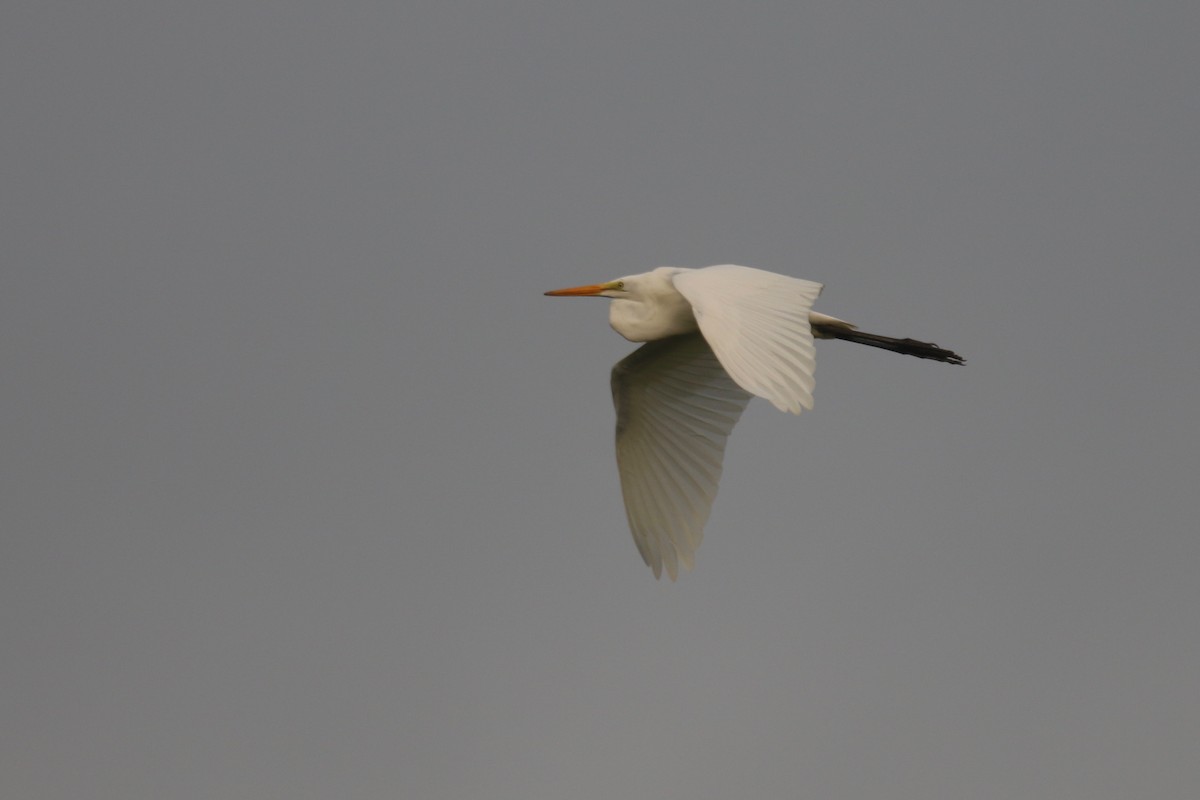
(545, 264), (964, 579)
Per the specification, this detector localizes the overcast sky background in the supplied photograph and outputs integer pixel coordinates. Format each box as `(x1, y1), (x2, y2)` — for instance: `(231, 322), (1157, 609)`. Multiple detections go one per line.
(4, 3), (1199, 798)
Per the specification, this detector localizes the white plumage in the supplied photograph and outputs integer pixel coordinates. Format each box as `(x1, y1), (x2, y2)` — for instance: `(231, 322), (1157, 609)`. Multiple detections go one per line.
(546, 264), (963, 579)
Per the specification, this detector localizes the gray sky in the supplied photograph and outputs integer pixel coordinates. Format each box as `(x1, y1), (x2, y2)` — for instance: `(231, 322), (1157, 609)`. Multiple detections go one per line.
(4, 3), (1199, 798)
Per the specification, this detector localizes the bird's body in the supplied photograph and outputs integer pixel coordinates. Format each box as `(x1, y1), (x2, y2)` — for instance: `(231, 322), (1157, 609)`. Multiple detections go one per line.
(545, 264), (963, 579)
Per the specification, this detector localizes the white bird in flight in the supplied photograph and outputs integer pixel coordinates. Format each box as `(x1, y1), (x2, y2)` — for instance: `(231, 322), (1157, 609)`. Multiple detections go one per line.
(545, 264), (964, 580)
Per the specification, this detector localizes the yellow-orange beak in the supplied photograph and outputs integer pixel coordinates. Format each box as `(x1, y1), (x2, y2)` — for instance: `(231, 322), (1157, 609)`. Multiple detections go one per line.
(544, 282), (612, 297)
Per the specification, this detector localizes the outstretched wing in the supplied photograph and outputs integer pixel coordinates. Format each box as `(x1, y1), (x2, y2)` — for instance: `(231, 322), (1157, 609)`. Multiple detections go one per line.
(673, 265), (823, 414)
(611, 333), (753, 580)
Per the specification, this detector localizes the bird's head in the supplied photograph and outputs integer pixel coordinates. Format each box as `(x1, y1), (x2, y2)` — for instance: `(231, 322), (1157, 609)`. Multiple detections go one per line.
(544, 268), (683, 301)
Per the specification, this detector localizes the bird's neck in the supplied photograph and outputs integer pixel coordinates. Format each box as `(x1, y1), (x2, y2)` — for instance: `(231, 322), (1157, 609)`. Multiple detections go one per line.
(608, 293), (698, 343)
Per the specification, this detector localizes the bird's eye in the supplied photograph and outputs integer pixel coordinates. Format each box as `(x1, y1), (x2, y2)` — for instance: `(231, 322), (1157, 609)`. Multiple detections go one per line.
(617, 281), (625, 290)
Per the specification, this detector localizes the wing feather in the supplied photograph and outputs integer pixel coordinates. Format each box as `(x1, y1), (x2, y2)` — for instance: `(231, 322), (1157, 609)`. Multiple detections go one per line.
(611, 333), (753, 579)
(673, 265), (823, 414)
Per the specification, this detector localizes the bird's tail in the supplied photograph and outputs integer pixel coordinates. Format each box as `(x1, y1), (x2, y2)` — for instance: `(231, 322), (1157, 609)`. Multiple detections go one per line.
(812, 322), (965, 365)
